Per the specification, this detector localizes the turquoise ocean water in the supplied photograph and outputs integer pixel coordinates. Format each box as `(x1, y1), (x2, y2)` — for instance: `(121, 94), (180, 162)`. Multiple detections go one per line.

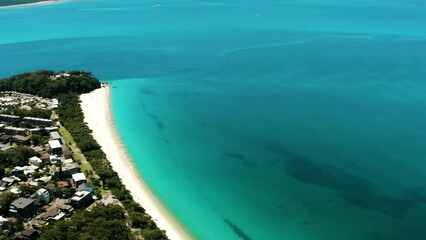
(1, 1), (426, 239)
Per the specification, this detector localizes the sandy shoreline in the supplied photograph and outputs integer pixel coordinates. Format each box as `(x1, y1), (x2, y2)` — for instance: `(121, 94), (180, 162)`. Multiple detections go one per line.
(0, 0), (58, 9)
(80, 85), (193, 240)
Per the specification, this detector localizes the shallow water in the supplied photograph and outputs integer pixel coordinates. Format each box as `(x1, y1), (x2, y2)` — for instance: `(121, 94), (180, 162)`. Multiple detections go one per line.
(1, 0), (426, 239)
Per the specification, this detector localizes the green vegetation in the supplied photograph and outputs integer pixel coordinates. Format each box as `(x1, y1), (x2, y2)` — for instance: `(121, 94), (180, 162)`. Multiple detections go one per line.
(0, 70), (100, 98)
(0, 147), (38, 177)
(39, 204), (132, 240)
(57, 93), (168, 239)
(0, 70), (168, 239)
(0, 192), (17, 216)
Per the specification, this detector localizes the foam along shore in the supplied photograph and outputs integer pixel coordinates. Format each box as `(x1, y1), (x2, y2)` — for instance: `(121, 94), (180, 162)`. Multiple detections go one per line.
(80, 84), (193, 240)
(0, 0), (58, 9)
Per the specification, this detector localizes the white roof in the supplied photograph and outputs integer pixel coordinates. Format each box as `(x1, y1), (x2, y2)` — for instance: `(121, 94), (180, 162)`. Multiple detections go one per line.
(63, 159), (74, 164)
(29, 156), (42, 162)
(36, 188), (48, 194)
(72, 173), (87, 182)
(48, 140), (61, 149)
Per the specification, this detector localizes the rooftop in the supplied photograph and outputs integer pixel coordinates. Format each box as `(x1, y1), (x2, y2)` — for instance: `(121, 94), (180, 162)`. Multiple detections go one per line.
(11, 197), (34, 209)
(48, 140), (61, 149)
(72, 173), (87, 182)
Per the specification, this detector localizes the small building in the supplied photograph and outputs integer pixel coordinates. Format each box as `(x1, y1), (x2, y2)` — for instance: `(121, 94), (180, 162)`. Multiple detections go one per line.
(62, 163), (81, 177)
(44, 127), (59, 132)
(44, 183), (57, 195)
(39, 207), (60, 222)
(12, 135), (30, 145)
(40, 154), (50, 164)
(10, 198), (37, 219)
(31, 146), (44, 153)
(0, 114), (19, 123)
(49, 131), (63, 144)
(77, 183), (93, 193)
(23, 165), (39, 176)
(35, 188), (50, 204)
(58, 204), (73, 214)
(72, 173), (87, 187)
(4, 127), (27, 136)
(12, 166), (24, 176)
(0, 144), (13, 151)
(23, 117), (53, 127)
(63, 158), (74, 164)
(71, 191), (93, 209)
(49, 155), (59, 165)
(28, 156), (43, 166)
(29, 128), (41, 134)
(57, 181), (69, 188)
(15, 228), (39, 240)
(2, 177), (16, 185)
(48, 140), (62, 154)
(0, 216), (8, 228)
(0, 135), (12, 143)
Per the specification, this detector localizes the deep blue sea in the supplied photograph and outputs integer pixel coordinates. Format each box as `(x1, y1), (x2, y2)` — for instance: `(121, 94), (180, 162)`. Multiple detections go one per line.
(1, 0), (426, 239)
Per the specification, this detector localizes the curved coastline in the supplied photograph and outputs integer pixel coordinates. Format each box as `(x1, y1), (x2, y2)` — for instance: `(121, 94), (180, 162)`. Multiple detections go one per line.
(0, 0), (58, 9)
(80, 84), (193, 240)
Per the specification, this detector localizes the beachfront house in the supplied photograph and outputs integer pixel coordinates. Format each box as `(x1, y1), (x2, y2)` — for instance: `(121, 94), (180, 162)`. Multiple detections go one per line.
(50, 131), (63, 144)
(71, 191), (93, 209)
(62, 163), (81, 177)
(48, 140), (62, 154)
(72, 173), (87, 187)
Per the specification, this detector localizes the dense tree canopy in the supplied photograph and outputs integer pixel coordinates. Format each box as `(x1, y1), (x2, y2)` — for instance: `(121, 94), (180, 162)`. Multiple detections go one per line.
(0, 147), (38, 174)
(38, 205), (132, 240)
(0, 70), (100, 98)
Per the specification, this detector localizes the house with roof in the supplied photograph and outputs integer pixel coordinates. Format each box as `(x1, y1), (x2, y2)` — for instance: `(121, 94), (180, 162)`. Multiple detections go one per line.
(12, 135), (30, 145)
(48, 140), (62, 154)
(35, 188), (50, 204)
(49, 131), (63, 144)
(62, 163), (81, 177)
(77, 183), (93, 193)
(10, 198), (37, 219)
(49, 155), (60, 165)
(0, 114), (19, 123)
(0, 216), (8, 228)
(4, 127), (27, 136)
(71, 191), (93, 209)
(23, 117), (53, 127)
(72, 173), (87, 187)
(0, 144), (13, 151)
(29, 156), (43, 166)
(0, 135), (12, 144)
(15, 228), (39, 240)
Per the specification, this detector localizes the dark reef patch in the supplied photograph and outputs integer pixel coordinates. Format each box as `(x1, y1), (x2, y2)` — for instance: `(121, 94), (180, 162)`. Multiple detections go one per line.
(139, 88), (155, 96)
(224, 219), (252, 240)
(262, 140), (426, 219)
(224, 151), (255, 168)
(143, 111), (164, 130)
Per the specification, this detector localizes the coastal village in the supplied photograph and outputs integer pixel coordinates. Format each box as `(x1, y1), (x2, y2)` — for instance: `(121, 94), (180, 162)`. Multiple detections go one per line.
(0, 70), (169, 240)
(0, 91), (117, 239)
(0, 90), (121, 238)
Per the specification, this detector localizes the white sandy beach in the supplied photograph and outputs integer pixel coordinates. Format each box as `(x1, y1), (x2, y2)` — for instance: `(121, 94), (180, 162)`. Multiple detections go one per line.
(80, 85), (193, 240)
(0, 0), (58, 9)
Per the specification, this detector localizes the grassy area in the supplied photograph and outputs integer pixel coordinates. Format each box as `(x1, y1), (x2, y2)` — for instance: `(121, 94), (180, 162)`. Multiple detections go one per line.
(80, 162), (92, 173)
(59, 126), (92, 172)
